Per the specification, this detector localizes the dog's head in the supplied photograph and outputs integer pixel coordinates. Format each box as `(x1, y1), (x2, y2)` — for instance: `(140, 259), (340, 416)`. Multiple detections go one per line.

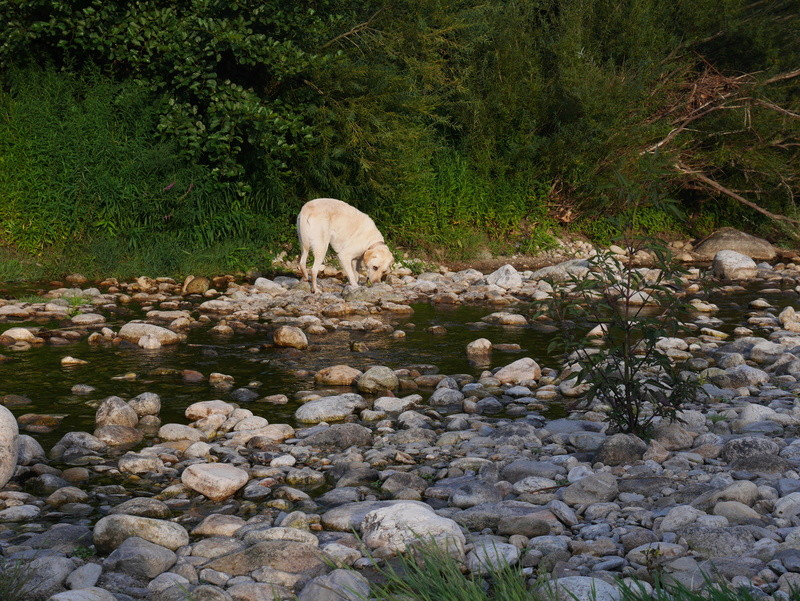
(363, 244), (394, 284)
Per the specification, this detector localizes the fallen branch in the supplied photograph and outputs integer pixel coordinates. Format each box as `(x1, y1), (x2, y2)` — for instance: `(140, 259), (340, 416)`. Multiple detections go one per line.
(763, 68), (800, 85)
(675, 162), (800, 225)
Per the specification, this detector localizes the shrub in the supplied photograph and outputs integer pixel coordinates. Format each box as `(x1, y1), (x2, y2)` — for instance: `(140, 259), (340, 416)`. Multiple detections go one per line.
(540, 230), (699, 436)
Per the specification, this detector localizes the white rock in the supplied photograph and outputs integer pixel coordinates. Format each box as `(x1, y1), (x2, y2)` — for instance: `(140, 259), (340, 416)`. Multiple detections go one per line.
(118, 322), (182, 345)
(361, 502), (465, 558)
(712, 250), (757, 280)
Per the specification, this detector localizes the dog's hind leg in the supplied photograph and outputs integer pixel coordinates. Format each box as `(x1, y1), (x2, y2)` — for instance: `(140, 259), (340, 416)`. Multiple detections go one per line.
(310, 240), (329, 294)
(298, 245), (309, 282)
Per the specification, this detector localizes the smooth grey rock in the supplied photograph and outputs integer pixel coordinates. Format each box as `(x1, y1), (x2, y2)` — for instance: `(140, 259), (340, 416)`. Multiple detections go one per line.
(103, 536), (177, 579)
(0, 405), (19, 487)
(297, 569), (369, 601)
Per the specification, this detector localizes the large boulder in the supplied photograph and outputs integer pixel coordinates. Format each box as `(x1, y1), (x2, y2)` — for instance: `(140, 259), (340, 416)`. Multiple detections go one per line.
(712, 250), (758, 280)
(694, 228), (777, 261)
(0, 405), (19, 488)
(485, 264), (523, 289)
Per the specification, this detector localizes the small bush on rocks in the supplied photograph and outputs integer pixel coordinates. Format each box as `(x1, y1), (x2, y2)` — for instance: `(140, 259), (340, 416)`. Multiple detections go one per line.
(541, 230), (700, 436)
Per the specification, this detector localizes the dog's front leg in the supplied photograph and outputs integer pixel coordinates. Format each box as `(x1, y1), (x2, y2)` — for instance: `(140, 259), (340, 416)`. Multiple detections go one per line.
(339, 254), (360, 288)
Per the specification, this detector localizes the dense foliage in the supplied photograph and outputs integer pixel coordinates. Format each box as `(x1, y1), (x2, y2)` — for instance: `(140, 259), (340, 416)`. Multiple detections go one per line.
(0, 0), (797, 275)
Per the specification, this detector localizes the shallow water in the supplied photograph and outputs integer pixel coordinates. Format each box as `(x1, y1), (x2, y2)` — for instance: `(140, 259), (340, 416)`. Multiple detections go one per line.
(0, 302), (560, 447)
(1, 281), (797, 449)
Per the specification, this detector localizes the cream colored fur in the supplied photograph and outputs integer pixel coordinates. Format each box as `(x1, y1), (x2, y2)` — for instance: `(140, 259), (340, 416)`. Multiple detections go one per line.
(297, 198), (394, 293)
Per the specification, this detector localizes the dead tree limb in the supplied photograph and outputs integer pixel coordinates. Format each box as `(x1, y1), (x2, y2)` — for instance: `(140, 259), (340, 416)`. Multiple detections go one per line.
(674, 162), (800, 225)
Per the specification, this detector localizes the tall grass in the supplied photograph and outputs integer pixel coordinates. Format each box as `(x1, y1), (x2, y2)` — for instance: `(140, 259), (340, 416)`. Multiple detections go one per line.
(362, 544), (800, 601)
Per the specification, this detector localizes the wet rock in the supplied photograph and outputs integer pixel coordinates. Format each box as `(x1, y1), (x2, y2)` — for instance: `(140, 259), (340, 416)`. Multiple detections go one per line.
(119, 452), (165, 474)
(47, 589), (117, 601)
(181, 463), (249, 502)
(110, 497), (172, 519)
(93, 425), (143, 447)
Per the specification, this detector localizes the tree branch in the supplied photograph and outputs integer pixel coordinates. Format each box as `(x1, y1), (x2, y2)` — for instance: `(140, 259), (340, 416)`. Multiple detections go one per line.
(674, 162), (800, 225)
(763, 68), (800, 85)
(321, 9), (383, 49)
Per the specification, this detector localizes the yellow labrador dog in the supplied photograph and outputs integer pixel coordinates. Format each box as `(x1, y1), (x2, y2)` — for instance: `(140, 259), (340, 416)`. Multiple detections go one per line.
(297, 198), (394, 293)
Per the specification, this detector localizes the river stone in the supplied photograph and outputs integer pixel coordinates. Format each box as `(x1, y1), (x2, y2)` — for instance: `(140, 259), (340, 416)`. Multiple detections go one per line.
(494, 357), (541, 384)
(93, 514), (189, 551)
(594, 434), (647, 465)
(627, 542), (686, 565)
(710, 364), (769, 389)
(95, 396), (139, 428)
(561, 473), (618, 506)
(373, 394), (422, 414)
(466, 540), (520, 574)
(713, 500), (762, 524)
(118, 452), (164, 474)
(0, 405), (19, 488)
(538, 576), (621, 601)
(362, 502), (466, 557)
(321, 500), (432, 531)
(128, 392), (161, 416)
(192, 514), (246, 537)
(3, 327), (36, 341)
(659, 505), (704, 532)
(118, 322), (182, 345)
(273, 325), (308, 349)
(651, 422), (694, 451)
(295, 394), (364, 424)
(93, 425), (142, 447)
(485, 264), (523, 289)
(159, 423), (205, 441)
(679, 525), (755, 559)
(315, 365), (362, 386)
(186, 400), (235, 420)
(25, 555), (76, 601)
(49, 431), (107, 461)
(297, 569), (369, 601)
(721, 437), (780, 463)
(182, 463), (249, 501)
(48, 588), (117, 601)
(111, 497), (172, 519)
(356, 366), (399, 393)
(204, 540), (326, 577)
(103, 536), (177, 579)
(694, 227), (777, 260)
(467, 338), (492, 356)
(302, 423), (372, 450)
(712, 250), (758, 280)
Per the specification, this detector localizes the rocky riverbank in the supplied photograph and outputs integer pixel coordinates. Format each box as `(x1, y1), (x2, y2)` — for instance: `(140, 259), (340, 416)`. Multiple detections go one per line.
(2, 231), (800, 601)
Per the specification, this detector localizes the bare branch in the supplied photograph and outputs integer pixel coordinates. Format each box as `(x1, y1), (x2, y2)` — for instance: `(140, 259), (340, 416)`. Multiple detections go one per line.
(763, 68), (800, 85)
(674, 162), (800, 225)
